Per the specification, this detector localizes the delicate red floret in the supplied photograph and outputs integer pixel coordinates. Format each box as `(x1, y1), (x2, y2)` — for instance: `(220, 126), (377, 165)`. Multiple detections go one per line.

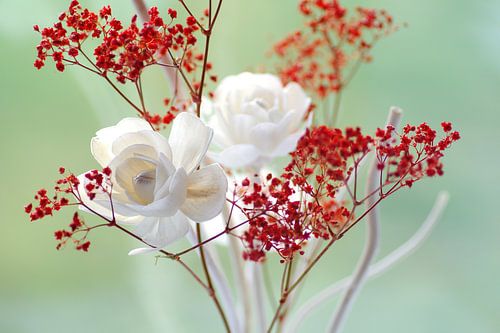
(34, 1), (202, 84)
(274, 0), (397, 99)
(25, 166), (114, 252)
(238, 123), (459, 262)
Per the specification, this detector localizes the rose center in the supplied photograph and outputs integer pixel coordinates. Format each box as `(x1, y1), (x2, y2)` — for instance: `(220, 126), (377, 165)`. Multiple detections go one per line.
(255, 98), (271, 110)
(132, 169), (156, 205)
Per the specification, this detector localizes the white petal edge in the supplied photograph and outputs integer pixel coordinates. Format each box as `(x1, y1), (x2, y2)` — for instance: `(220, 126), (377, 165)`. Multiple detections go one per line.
(111, 130), (172, 161)
(128, 247), (160, 256)
(211, 144), (261, 169)
(133, 212), (190, 248)
(283, 82), (311, 121)
(91, 117), (152, 167)
(181, 164), (228, 222)
(168, 112), (213, 174)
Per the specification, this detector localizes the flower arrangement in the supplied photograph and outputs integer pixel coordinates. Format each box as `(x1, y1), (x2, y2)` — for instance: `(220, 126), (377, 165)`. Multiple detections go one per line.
(27, 1), (460, 332)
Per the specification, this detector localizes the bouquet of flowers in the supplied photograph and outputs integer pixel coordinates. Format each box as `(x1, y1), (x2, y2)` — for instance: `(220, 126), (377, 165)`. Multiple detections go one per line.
(26, 1), (460, 332)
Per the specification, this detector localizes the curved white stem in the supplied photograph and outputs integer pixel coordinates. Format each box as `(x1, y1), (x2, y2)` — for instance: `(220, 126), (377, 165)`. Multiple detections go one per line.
(326, 107), (403, 333)
(251, 263), (267, 333)
(186, 226), (240, 333)
(248, 171), (268, 333)
(285, 191), (449, 333)
(279, 108), (403, 330)
(326, 157), (380, 333)
(223, 203), (252, 333)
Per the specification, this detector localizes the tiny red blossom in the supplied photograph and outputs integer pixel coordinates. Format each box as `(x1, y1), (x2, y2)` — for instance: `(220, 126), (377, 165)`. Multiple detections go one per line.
(274, 0), (397, 99)
(238, 123), (459, 262)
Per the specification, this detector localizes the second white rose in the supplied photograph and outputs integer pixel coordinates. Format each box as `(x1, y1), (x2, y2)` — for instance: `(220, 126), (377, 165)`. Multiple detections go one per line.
(206, 72), (311, 169)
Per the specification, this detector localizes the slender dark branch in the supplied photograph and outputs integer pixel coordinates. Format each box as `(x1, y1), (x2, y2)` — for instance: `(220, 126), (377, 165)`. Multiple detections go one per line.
(211, 0), (223, 27)
(178, 0), (207, 32)
(196, 224), (231, 332)
(102, 75), (145, 116)
(167, 49), (197, 96)
(175, 212), (264, 256)
(196, 33), (211, 117)
(267, 193), (388, 332)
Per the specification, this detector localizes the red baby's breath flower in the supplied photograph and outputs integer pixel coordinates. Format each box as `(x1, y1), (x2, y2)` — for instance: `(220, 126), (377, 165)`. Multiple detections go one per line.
(25, 166), (114, 252)
(34, 1), (201, 84)
(274, 0), (397, 99)
(238, 123), (459, 262)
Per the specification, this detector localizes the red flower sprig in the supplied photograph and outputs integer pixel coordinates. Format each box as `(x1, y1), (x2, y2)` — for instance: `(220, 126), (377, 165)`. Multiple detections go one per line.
(34, 1), (199, 83)
(274, 0), (396, 98)
(54, 212), (91, 252)
(34, 1), (216, 126)
(238, 122), (459, 262)
(25, 166), (114, 252)
(375, 122), (461, 189)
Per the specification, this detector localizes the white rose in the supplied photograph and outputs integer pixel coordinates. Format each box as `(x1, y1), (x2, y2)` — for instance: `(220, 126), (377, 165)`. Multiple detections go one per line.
(78, 113), (228, 252)
(206, 72), (311, 169)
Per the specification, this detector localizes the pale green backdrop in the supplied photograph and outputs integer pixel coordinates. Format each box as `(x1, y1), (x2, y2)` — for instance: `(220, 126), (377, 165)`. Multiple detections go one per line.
(1, 0), (498, 332)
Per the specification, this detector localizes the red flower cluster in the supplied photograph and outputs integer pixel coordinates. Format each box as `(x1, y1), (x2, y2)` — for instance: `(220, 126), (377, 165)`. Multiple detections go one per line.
(34, 1), (199, 83)
(238, 123), (459, 262)
(239, 176), (350, 262)
(274, 0), (395, 98)
(82, 167), (112, 200)
(375, 122), (461, 188)
(25, 167), (114, 252)
(54, 212), (91, 252)
(25, 167), (79, 221)
(285, 126), (373, 195)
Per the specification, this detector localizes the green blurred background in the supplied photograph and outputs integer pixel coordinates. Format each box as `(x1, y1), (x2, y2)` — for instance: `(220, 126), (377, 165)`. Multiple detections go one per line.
(1, 0), (498, 332)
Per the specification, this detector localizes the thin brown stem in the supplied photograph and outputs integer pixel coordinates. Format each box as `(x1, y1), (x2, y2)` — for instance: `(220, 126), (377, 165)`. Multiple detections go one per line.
(178, 0), (207, 32)
(175, 212), (263, 256)
(196, 32), (211, 116)
(212, 0), (223, 27)
(196, 224), (231, 332)
(267, 193), (388, 332)
(266, 237), (337, 333)
(167, 49), (197, 96)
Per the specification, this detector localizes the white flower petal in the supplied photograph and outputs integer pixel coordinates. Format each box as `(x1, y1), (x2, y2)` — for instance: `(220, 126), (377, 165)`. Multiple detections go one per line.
(112, 130), (172, 161)
(134, 212), (189, 248)
(153, 153), (177, 200)
(271, 131), (305, 157)
(128, 247), (160, 256)
(228, 114), (258, 144)
(283, 82), (311, 119)
(181, 164), (228, 222)
(168, 112), (213, 174)
(91, 117), (152, 167)
(249, 122), (282, 155)
(211, 144), (261, 168)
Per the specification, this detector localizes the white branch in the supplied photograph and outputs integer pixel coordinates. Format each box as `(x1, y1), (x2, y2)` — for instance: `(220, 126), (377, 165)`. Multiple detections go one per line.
(326, 107), (403, 333)
(250, 263), (267, 332)
(285, 191), (449, 333)
(223, 203), (251, 333)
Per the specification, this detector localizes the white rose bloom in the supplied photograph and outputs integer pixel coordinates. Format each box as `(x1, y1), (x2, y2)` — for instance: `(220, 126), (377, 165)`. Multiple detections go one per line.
(78, 113), (228, 254)
(206, 72), (311, 169)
